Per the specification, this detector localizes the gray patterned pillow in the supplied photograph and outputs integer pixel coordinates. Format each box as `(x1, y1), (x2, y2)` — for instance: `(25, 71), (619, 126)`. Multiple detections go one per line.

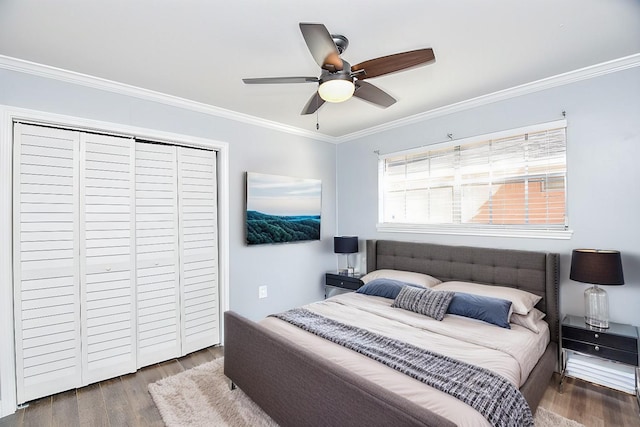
(391, 286), (455, 321)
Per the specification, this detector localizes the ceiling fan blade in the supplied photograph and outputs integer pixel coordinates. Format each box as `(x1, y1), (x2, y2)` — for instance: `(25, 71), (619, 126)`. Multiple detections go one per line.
(353, 80), (396, 108)
(299, 23), (344, 71)
(301, 91), (326, 115)
(351, 48), (435, 80)
(242, 76), (318, 84)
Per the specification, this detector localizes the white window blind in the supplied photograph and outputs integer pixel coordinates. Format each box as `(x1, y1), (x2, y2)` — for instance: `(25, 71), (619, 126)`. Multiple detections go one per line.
(379, 123), (567, 234)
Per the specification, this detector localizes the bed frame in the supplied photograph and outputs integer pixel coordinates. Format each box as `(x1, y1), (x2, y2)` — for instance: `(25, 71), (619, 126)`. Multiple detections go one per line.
(224, 240), (559, 427)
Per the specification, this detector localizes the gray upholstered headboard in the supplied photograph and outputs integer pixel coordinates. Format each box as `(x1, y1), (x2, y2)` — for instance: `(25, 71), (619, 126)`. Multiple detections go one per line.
(365, 240), (560, 343)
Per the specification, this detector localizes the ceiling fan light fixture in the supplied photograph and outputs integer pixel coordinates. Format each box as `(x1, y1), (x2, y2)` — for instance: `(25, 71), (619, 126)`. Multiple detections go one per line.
(318, 75), (355, 103)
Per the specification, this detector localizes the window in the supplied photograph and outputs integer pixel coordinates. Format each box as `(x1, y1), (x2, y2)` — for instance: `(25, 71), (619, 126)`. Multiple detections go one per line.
(378, 121), (569, 238)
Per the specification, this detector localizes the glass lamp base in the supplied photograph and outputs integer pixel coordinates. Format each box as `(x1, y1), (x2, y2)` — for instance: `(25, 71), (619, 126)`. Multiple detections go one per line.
(584, 285), (609, 329)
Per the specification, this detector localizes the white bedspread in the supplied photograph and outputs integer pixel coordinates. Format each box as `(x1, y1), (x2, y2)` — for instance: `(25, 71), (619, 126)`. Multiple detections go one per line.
(260, 292), (550, 427)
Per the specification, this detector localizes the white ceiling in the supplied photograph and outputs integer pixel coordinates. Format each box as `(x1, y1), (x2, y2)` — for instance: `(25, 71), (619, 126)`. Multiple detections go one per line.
(1, 0), (639, 139)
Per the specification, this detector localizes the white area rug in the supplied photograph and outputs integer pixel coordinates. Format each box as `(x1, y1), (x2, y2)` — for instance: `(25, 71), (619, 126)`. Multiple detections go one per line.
(149, 358), (277, 427)
(535, 407), (585, 427)
(148, 357), (584, 427)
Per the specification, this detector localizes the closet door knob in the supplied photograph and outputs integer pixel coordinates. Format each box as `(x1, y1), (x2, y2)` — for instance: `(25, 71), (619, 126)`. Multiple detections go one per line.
(106, 267), (111, 271)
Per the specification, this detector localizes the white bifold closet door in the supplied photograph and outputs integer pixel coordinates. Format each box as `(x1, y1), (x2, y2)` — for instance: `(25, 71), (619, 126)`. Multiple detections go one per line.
(135, 143), (181, 366)
(79, 132), (136, 384)
(13, 124), (82, 403)
(177, 146), (219, 354)
(13, 124), (219, 403)
(13, 124), (136, 404)
(135, 142), (219, 366)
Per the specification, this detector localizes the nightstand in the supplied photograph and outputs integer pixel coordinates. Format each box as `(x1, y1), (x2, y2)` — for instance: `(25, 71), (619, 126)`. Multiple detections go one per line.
(561, 314), (639, 402)
(324, 272), (364, 299)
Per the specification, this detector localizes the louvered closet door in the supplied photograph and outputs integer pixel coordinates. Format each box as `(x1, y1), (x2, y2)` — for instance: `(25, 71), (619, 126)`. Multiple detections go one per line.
(13, 123), (82, 404)
(135, 142), (181, 367)
(80, 133), (136, 383)
(177, 147), (220, 353)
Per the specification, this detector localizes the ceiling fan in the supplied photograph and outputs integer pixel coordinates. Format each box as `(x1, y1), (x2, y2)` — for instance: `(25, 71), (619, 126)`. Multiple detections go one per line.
(242, 23), (436, 115)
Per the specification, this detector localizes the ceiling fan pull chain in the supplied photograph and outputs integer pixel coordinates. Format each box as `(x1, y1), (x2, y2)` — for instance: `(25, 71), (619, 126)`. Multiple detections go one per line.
(316, 97), (320, 130)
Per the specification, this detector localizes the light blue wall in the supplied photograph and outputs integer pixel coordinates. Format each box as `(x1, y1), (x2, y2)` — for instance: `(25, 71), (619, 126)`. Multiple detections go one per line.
(0, 68), (337, 322)
(2, 64), (639, 408)
(336, 67), (640, 327)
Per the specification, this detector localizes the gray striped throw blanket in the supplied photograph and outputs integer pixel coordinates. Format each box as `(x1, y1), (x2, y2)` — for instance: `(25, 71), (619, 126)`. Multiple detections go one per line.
(271, 308), (533, 427)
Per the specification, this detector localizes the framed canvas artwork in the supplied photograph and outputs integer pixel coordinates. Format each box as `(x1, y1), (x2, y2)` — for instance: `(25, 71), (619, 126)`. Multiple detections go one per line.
(246, 172), (321, 245)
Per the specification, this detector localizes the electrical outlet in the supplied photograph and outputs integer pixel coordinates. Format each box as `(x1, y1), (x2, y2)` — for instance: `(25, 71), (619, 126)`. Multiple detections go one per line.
(258, 285), (268, 299)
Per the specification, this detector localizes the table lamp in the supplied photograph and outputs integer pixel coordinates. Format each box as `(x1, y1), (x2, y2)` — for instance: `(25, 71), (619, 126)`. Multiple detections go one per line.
(569, 249), (624, 329)
(334, 236), (358, 275)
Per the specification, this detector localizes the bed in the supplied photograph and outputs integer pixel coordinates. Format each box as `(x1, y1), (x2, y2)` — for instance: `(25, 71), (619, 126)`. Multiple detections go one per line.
(224, 240), (559, 426)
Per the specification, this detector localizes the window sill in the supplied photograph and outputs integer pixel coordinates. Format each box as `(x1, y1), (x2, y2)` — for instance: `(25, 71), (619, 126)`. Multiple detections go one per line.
(376, 223), (574, 240)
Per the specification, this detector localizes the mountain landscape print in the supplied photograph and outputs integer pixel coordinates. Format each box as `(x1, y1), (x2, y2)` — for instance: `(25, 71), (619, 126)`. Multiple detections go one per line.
(246, 172), (321, 245)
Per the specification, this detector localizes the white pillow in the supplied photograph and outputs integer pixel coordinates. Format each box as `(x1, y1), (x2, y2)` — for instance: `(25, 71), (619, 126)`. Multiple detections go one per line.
(511, 308), (546, 333)
(360, 269), (442, 288)
(432, 281), (542, 315)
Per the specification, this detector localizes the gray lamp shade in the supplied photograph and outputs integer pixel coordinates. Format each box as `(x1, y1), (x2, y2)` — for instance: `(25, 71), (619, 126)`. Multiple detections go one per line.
(570, 249), (624, 285)
(334, 236), (358, 254)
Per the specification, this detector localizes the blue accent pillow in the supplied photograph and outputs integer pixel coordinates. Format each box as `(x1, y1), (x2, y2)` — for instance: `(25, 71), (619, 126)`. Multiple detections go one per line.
(447, 292), (512, 328)
(356, 278), (423, 299)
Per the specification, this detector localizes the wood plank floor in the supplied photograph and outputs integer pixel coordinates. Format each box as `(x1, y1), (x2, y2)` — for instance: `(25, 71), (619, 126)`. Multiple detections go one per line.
(0, 346), (223, 427)
(0, 346), (637, 427)
(540, 373), (639, 427)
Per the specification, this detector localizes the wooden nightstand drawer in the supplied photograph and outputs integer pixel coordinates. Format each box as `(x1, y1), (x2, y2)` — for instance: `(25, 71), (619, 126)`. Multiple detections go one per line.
(562, 325), (638, 353)
(325, 273), (363, 290)
(562, 338), (639, 365)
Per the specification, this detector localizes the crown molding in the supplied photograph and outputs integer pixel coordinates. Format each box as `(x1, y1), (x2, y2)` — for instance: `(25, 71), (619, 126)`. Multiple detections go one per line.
(337, 53), (640, 143)
(1, 53), (638, 144)
(0, 55), (337, 144)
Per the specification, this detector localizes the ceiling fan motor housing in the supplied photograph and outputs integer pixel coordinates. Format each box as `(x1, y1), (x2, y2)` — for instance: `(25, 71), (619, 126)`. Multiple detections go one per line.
(331, 34), (349, 54)
(319, 60), (352, 84)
